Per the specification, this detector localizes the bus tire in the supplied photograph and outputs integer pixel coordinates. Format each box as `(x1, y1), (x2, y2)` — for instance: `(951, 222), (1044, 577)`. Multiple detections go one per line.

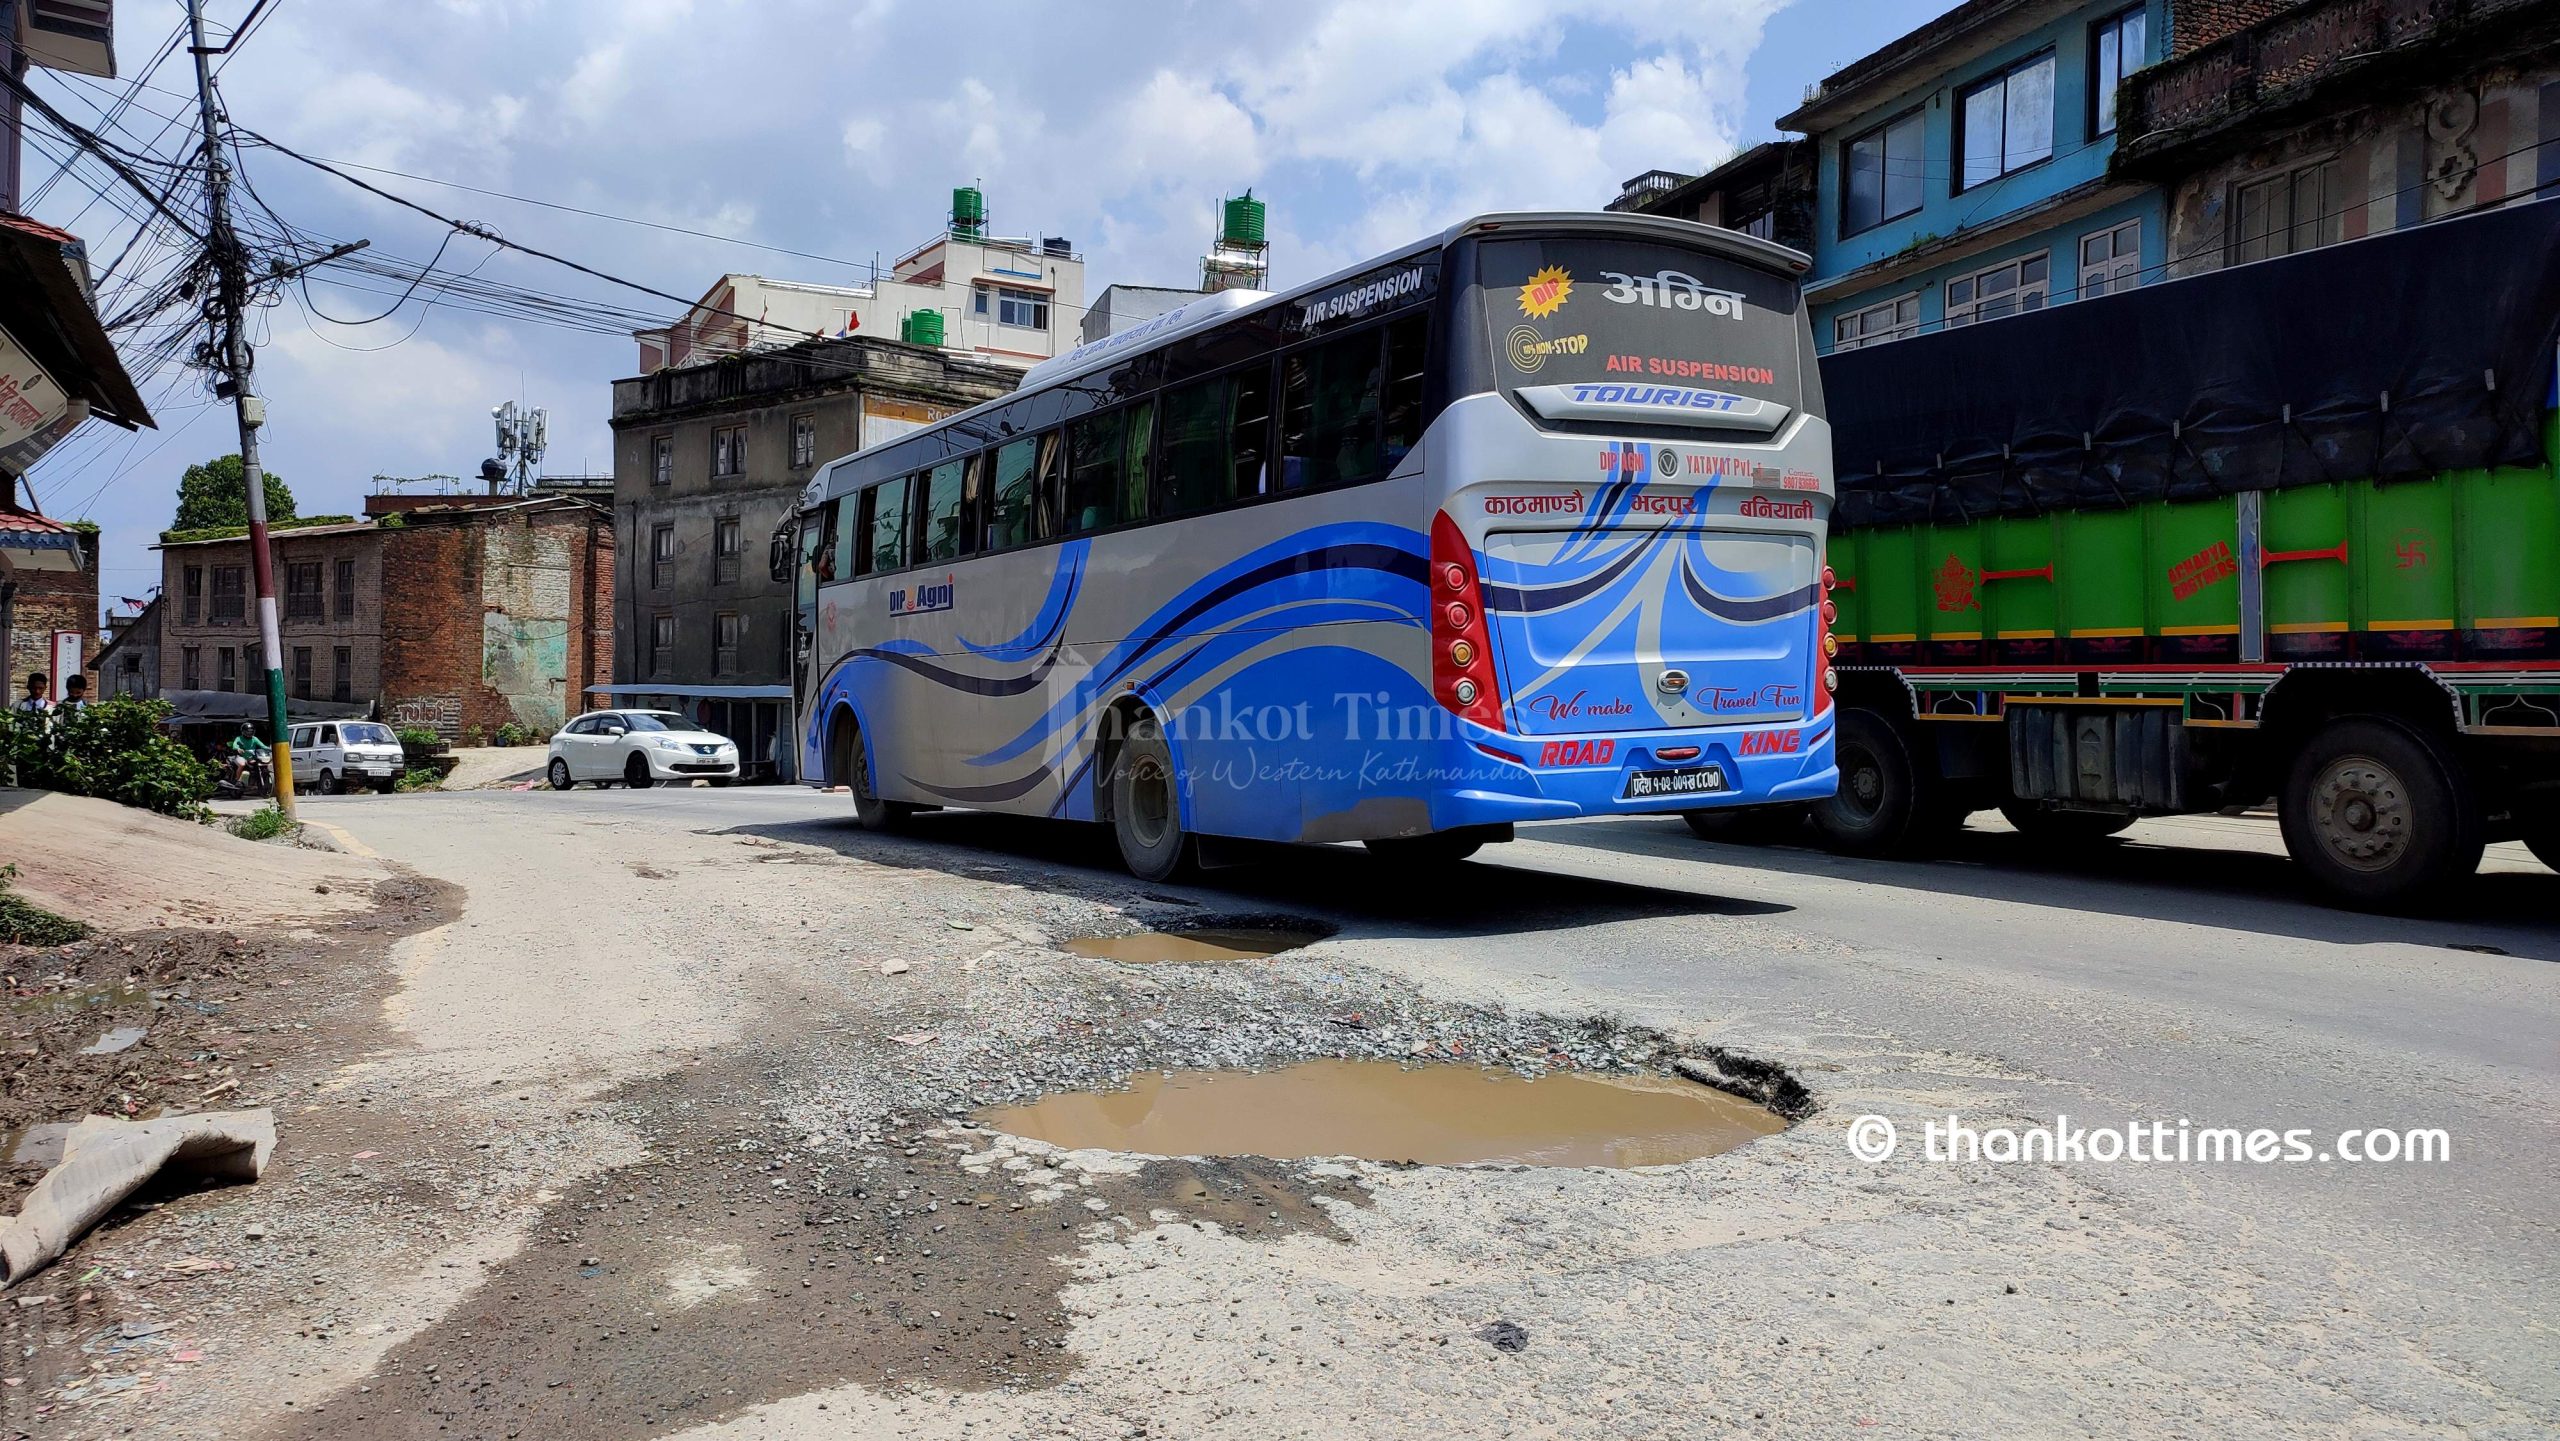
(837, 718), (915, 832)
(2279, 716), (2483, 911)
(1809, 708), (1943, 856)
(1109, 711), (1193, 882)
(1997, 803), (2135, 843)
(1363, 832), (1485, 866)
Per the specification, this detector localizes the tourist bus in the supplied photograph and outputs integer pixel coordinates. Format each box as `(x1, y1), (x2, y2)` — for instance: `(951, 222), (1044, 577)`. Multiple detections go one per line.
(781, 210), (1838, 879)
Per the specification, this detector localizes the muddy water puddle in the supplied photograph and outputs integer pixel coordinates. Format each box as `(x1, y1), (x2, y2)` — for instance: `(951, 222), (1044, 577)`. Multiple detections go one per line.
(977, 1058), (1785, 1168)
(1061, 926), (1323, 963)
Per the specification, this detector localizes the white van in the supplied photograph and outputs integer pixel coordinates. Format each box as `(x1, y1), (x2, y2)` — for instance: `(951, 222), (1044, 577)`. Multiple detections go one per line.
(288, 720), (407, 794)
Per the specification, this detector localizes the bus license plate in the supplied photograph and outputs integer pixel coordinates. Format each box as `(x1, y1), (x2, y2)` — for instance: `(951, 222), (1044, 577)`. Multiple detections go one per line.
(1624, 765), (1727, 799)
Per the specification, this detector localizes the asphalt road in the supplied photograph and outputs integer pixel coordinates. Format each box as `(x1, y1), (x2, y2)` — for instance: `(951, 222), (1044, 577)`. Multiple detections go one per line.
(234, 783), (2555, 1438)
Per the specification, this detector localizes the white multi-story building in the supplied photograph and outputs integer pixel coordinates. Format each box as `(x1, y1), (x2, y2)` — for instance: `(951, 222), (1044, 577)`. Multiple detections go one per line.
(635, 220), (1087, 375)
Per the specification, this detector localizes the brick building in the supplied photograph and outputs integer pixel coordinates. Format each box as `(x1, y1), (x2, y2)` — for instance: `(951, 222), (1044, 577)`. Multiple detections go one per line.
(608, 335), (1017, 775)
(0, 493), (96, 693)
(153, 496), (612, 740)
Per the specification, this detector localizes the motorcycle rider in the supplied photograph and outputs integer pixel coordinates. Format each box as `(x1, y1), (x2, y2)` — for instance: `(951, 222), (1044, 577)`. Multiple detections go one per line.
(224, 723), (271, 789)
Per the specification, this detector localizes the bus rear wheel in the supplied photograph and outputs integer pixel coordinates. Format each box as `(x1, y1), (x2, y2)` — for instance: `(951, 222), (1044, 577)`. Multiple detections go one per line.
(2279, 716), (2481, 911)
(1110, 712), (1193, 882)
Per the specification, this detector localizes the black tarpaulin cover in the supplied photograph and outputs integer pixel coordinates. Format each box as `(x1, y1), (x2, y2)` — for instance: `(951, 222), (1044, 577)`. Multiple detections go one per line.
(1821, 196), (2560, 531)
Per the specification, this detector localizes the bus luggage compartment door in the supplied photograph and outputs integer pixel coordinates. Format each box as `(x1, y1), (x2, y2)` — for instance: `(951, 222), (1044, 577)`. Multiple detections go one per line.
(1478, 527), (1819, 736)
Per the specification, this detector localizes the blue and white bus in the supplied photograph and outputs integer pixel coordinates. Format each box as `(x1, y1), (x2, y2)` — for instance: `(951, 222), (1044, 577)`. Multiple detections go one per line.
(785, 210), (1837, 879)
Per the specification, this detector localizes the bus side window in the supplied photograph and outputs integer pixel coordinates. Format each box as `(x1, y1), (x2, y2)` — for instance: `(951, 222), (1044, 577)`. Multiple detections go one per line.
(918, 459), (968, 563)
(866, 477), (912, 575)
(1158, 375), (1232, 519)
(1122, 399), (1155, 527)
(1032, 431), (1066, 540)
(1229, 364), (1273, 499)
(821, 498), (851, 583)
(1063, 409), (1128, 536)
(988, 436), (1041, 551)
(1280, 327), (1386, 490)
(1382, 313), (1427, 468)
(814, 499), (844, 583)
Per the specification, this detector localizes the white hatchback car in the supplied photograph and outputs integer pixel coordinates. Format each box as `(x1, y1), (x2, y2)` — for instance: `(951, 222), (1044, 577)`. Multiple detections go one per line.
(288, 720), (407, 794)
(547, 709), (740, 789)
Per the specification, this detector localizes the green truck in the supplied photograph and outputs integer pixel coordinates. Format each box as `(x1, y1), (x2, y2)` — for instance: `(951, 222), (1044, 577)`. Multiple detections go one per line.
(1709, 199), (2560, 910)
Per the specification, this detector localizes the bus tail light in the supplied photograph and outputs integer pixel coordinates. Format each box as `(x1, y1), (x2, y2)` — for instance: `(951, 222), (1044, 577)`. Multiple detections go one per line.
(1431, 512), (1506, 732)
(1813, 563), (1838, 717)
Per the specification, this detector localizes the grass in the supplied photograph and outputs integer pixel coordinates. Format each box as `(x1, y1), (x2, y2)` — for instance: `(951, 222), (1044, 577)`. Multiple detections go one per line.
(227, 804), (299, 841)
(395, 766), (443, 792)
(0, 865), (88, 946)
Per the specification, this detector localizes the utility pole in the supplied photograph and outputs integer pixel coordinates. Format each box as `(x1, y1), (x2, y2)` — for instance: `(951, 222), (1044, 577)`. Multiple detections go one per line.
(187, 0), (294, 815)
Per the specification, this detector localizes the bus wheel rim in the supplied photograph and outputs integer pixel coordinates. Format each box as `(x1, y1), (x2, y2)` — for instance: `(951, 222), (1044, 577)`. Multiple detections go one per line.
(1129, 757), (1172, 847)
(2310, 753), (2409, 870)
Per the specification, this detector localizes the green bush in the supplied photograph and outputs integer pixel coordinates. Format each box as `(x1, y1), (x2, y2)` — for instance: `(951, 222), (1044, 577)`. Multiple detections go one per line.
(395, 766), (442, 792)
(3, 697), (213, 820)
(226, 803), (297, 841)
(395, 726), (442, 750)
(491, 721), (547, 748)
(0, 864), (88, 947)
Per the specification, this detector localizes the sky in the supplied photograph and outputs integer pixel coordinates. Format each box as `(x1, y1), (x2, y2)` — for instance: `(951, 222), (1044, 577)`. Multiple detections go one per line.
(18, 0), (1949, 611)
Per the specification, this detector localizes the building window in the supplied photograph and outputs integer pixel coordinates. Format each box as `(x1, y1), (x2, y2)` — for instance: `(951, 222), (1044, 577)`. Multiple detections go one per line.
(210, 565), (246, 624)
(1739, 211), (1776, 241)
(181, 645), (201, 690)
(2232, 158), (2345, 265)
(1958, 51), (2056, 190)
(651, 434), (674, 486)
(292, 646), (312, 697)
(714, 517), (742, 584)
(2078, 219), (2143, 298)
(332, 646), (352, 703)
(985, 286), (1049, 331)
(217, 647), (237, 693)
(1946, 252), (2051, 327)
(334, 557), (356, 620)
(182, 565), (203, 624)
(648, 612), (675, 677)
(2090, 5), (2147, 138)
(651, 524), (675, 587)
(711, 425), (746, 479)
(285, 560), (323, 622)
(1832, 293), (1921, 351)
(1843, 109), (1926, 236)
(713, 612), (741, 677)
(790, 414), (816, 468)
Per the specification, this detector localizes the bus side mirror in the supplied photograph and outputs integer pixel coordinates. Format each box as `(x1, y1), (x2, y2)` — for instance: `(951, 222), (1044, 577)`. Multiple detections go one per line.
(770, 524), (798, 585)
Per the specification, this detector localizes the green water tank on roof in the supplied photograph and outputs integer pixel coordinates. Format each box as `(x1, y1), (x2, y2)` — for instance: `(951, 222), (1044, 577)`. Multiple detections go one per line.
(902, 309), (946, 347)
(1222, 191), (1266, 247)
(951, 185), (986, 238)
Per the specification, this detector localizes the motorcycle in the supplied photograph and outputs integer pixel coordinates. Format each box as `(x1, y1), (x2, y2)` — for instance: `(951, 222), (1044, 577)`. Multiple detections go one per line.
(215, 752), (275, 801)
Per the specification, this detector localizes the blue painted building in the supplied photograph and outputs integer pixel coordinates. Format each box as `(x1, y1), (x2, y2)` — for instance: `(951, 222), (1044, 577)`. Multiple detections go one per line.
(1777, 0), (2166, 353)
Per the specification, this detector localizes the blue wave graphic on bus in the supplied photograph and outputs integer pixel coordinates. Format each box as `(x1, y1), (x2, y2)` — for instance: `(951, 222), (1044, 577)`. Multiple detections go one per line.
(811, 522), (1430, 818)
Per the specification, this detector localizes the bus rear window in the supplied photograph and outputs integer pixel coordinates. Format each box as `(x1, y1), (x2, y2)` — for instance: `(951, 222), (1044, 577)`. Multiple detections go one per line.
(1475, 237), (1801, 405)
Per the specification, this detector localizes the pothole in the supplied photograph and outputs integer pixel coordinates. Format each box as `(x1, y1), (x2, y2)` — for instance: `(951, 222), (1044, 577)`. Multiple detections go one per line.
(974, 1058), (1786, 1168)
(1060, 925), (1327, 963)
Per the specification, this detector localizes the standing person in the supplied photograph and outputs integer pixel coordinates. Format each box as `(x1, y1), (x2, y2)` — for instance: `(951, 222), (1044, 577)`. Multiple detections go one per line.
(12, 673), (50, 715)
(55, 675), (88, 715)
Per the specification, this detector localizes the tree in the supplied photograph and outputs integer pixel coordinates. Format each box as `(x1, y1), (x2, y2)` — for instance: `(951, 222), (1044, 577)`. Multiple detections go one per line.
(171, 455), (296, 533)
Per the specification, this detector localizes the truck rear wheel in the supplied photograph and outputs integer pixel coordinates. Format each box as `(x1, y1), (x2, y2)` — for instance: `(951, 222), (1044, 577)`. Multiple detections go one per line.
(1810, 709), (1954, 855)
(2279, 717), (2482, 911)
(1997, 803), (2135, 843)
